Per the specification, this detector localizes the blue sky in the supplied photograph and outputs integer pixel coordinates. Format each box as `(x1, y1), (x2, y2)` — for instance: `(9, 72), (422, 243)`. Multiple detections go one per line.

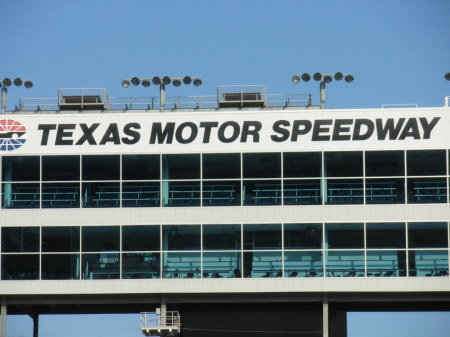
(1, 0), (450, 336)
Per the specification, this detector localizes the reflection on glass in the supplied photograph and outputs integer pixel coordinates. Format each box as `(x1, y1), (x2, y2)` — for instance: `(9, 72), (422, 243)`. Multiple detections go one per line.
(122, 253), (160, 279)
(2, 227), (40, 252)
(162, 252), (201, 278)
(203, 252), (241, 278)
(325, 251), (364, 277)
(408, 250), (449, 277)
(243, 251), (282, 278)
(366, 251), (406, 277)
(41, 254), (80, 279)
(82, 253), (119, 279)
(284, 251), (323, 277)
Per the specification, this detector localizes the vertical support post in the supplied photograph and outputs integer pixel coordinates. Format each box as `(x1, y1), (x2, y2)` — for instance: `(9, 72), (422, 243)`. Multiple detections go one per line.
(1, 298), (7, 337)
(320, 81), (326, 109)
(32, 314), (39, 337)
(160, 295), (167, 326)
(323, 294), (329, 337)
(160, 84), (166, 112)
(1, 87), (7, 114)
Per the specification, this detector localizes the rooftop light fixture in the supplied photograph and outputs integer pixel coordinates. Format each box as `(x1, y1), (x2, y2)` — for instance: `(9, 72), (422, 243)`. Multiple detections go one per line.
(445, 72), (450, 81)
(291, 72), (354, 109)
(121, 75), (202, 112)
(1, 77), (34, 114)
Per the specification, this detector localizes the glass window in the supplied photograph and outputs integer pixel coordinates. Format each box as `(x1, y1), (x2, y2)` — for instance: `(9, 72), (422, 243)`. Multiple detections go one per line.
(243, 224), (281, 250)
(162, 154), (200, 180)
(325, 251), (364, 277)
(325, 223), (364, 249)
(243, 251), (282, 278)
(408, 222), (448, 248)
(283, 152), (321, 178)
(243, 153), (281, 178)
(283, 179), (321, 205)
(324, 152), (362, 177)
(122, 253), (160, 279)
(2, 183), (40, 209)
(162, 252), (201, 278)
(42, 156), (80, 181)
(202, 181), (241, 206)
(82, 155), (120, 180)
(366, 251), (406, 277)
(42, 226), (80, 252)
(366, 223), (406, 249)
(284, 223), (322, 249)
(122, 155), (160, 180)
(243, 180), (281, 206)
(407, 150), (446, 176)
(81, 253), (119, 279)
(42, 183), (80, 208)
(202, 153), (240, 179)
(408, 250), (449, 277)
(325, 179), (363, 205)
(162, 181), (200, 207)
(203, 225), (241, 250)
(365, 178), (405, 204)
(365, 151), (404, 177)
(284, 251), (323, 277)
(82, 182), (120, 208)
(82, 226), (120, 252)
(122, 182), (160, 208)
(2, 156), (40, 181)
(407, 178), (447, 204)
(1, 254), (39, 280)
(162, 225), (200, 251)
(41, 254), (80, 280)
(203, 252), (241, 278)
(122, 225), (160, 251)
(2, 227), (39, 252)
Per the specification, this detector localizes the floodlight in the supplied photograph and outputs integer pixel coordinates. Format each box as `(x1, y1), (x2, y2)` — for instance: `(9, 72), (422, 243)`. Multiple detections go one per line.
(14, 78), (23, 86)
(445, 72), (450, 81)
(313, 73), (322, 81)
(24, 80), (33, 88)
(131, 77), (140, 86)
(183, 76), (192, 85)
(162, 76), (171, 85)
(292, 75), (301, 84)
(2, 78), (12, 87)
(193, 78), (202, 86)
(334, 72), (343, 81)
(173, 79), (181, 87)
(122, 80), (131, 88)
(142, 79), (151, 87)
(301, 73), (311, 82)
(323, 75), (332, 83)
(344, 74), (354, 83)
(152, 77), (161, 85)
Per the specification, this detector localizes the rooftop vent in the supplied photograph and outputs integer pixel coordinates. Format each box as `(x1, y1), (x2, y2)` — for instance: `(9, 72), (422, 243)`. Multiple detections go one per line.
(58, 88), (108, 110)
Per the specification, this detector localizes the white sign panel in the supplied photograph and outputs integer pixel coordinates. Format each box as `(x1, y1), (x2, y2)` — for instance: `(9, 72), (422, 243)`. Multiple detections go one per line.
(1, 108), (449, 155)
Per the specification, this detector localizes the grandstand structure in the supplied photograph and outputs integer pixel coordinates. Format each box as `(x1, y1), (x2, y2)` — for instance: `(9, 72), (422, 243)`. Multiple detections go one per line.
(0, 85), (449, 337)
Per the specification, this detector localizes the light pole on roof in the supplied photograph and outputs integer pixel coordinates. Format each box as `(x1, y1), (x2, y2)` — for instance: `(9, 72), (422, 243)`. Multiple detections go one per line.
(1, 78), (33, 114)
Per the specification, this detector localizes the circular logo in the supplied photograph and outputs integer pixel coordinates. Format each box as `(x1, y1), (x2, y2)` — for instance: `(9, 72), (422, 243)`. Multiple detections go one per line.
(0, 119), (27, 151)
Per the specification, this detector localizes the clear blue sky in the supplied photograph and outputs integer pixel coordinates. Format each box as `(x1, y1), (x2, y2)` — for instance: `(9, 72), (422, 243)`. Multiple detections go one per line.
(1, 0), (450, 336)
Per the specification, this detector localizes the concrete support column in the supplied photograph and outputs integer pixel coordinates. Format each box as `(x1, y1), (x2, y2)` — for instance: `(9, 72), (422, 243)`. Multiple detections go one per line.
(323, 295), (329, 337)
(32, 314), (39, 337)
(161, 295), (167, 325)
(1, 299), (6, 337)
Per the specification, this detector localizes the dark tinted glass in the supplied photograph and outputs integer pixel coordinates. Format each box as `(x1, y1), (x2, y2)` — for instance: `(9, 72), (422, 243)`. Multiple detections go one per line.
(122, 225), (160, 251)
(82, 155), (120, 180)
(325, 223), (364, 249)
(284, 223), (322, 249)
(122, 155), (160, 180)
(41, 254), (80, 280)
(162, 225), (200, 250)
(82, 226), (120, 252)
(408, 222), (448, 248)
(2, 156), (40, 181)
(243, 153), (281, 178)
(365, 151), (404, 176)
(202, 153), (240, 179)
(243, 224), (281, 250)
(162, 154), (200, 179)
(2, 227), (39, 252)
(42, 156), (80, 181)
(366, 223), (406, 248)
(42, 226), (80, 252)
(324, 152), (362, 177)
(283, 152), (321, 178)
(407, 150), (446, 176)
(1, 254), (39, 280)
(203, 225), (241, 250)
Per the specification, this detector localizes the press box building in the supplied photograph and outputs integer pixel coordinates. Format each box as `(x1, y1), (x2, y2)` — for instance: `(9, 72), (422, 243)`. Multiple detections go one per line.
(0, 85), (449, 337)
